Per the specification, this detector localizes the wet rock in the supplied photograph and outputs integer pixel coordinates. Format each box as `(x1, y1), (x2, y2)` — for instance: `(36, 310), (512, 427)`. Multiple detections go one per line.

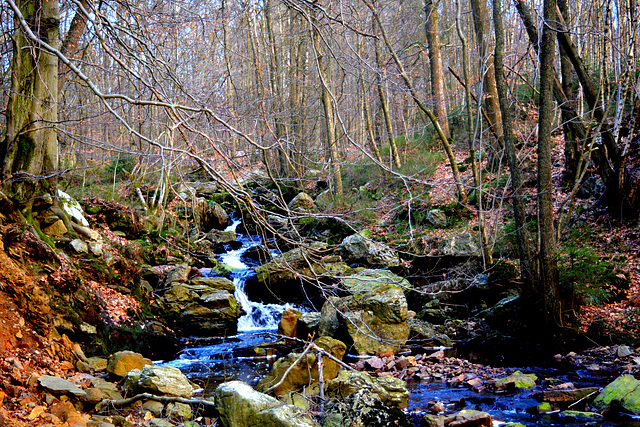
(617, 345), (632, 358)
(445, 409), (491, 427)
(337, 234), (399, 267)
(149, 419), (176, 427)
(442, 234), (481, 257)
(38, 376), (86, 397)
(278, 308), (302, 338)
(189, 276), (235, 292)
(558, 410), (604, 421)
(215, 381), (318, 427)
(106, 351), (153, 378)
(205, 229), (236, 246)
(288, 192), (315, 212)
(494, 371), (537, 392)
(325, 370), (410, 409)
(592, 374), (640, 415)
(420, 413), (445, 427)
(124, 365), (194, 398)
(256, 337), (346, 397)
(324, 389), (410, 427)
(543, 387), (600, 404)
(201, 201), (229, 230)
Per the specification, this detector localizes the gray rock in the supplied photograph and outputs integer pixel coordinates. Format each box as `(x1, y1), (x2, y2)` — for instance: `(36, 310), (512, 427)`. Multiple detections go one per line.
(88, 242), (103, 257)
(326, 370), (409, 409)
(205, 229), (236, 245)
(149, 419), (176, 427)
(617, 345), (632, 358)
(142, 400), (164, 417)
(407, 318), (452, 347)
(164, 264), (191, 286)
(315, 189), (333, 207)
(324, 388), (409, 427)
(133, 365), (195, 398)
(38, 375), (86, 397)
(426, 209), (447, 228)
(70, 239), (88, 254)
(442, 233), (481, 256)
(216, 381), (318, 427)
(338, 234), (399, 267)
(288, 192), (315, 212)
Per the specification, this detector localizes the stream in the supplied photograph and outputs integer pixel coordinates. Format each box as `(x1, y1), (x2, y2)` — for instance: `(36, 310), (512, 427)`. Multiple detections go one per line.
(163, 220), (640, 427)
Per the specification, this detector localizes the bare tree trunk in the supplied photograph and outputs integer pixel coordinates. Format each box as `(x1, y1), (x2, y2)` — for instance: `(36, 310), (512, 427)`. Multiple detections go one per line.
(58, 0), (90, 93)
(2, 0), (60, 208)
(424, 0), (451, 138)
(492, 0), (535, 286)
(538, 0), (561, 326)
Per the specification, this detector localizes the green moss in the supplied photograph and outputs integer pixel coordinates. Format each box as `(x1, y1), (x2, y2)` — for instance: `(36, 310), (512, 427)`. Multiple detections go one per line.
(593, 375), (640, 414)
(16, 134), (36, 170)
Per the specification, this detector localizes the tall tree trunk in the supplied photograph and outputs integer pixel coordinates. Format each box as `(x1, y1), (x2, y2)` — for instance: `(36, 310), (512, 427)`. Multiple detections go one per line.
(2, 0), (60, 208)
(373, 18), (401, 169)
(538, 0), (561, 326)
(58, 0), (90, 93)
(492, 0), (535, 286)
(470, 0), (503, 169)
(313, 24), (343, 198)
(424, 0), (451, 138)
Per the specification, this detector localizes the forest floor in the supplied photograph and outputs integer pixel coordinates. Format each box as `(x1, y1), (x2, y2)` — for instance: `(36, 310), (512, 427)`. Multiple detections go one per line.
(0, 138), (639, 425)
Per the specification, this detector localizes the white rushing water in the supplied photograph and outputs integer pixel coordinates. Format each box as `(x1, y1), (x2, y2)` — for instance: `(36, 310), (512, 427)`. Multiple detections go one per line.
(219, 218), (291, 331)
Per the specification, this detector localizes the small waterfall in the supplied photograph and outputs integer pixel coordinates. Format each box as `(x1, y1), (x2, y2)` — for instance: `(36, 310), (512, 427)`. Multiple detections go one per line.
(218, 218), (290, 331)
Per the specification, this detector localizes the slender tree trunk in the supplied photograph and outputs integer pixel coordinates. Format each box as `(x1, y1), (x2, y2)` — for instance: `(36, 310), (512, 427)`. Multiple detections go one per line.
(492, 0), (535, 286)
(58, 0), (90, 93)
(538, 0), (561, 326)
(373, 18), (401, 169)
(2, 0), (60, 208)
(424, 0), (451, 138)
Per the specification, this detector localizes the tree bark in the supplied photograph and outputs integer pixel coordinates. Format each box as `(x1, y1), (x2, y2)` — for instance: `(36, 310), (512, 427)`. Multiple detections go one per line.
(58, 0), (90, 93)
(2, 0), (60, 207)
(538, 0), (561, 326)
(492, 0), (535, 287)
(424, 0), (451, 138)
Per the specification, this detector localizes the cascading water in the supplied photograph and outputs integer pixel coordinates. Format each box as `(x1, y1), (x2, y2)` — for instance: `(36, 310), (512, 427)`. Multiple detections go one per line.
(162, 216), (297, 390)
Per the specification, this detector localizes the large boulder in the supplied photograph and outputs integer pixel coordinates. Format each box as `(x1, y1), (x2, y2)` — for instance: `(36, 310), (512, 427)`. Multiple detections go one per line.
(325, 370), (410, 409)
(215, 381), (318, 427)
(107, 351), (153, 378)
(407, 318), (451, 347)
(163, 264), (192, 287)
(322, 270), (410, 354)
(337, 234), (399, 267)
(256, 337), (346, 397)
(592, 374), (640, 415)
(123, 365), (194, 398)
(161, 280), (241, 335)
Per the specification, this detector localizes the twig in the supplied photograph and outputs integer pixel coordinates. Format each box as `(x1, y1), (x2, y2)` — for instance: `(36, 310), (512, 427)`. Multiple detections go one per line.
(265, 341), (315, 394)
(98, 393), (216, 411)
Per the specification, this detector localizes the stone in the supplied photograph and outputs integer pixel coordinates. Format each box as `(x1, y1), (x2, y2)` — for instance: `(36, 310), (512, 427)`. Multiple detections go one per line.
(205, 229), (236, 246)
(318, 297), (341, 338)
(149, 419), (176, 427)
(43, 219), (68, 237)
(88, 242), (103, 257)
(86, 357), (108, 371)
(90, 378), (123, 401)
(164, 264), (191, 286)
(58, 189), (90, 226)
(189, 276), (235, 292)
(142, 401), (164, 417)
(558, 410), (604, 421)
(297, 312), (321, 340)
(445, 409), (491, 427)
(426, 209), (447, 228)
(323, 388), (410, 427)
(592, 374), (640, 414)
(201, 201), (229, 230)
(253, 404), (319, 426)
(278, 308), (302, 338)
(288, 192), (315, 211)
(315, 189), (333, 207)
(256, 337), (346, 397)
(338, 234), (399, 267)
(127, 365), (195, 398)
(617, 345), (632, 358)
(407, 318), (452, 347)
(70, 239), (88, 254)
(420, 413), (445, 427)
(214, 381), (280, 427)
(107, 351), (153, 377)
(325, 370), (410, 409)
(543, 387), (600, 403)
(38, 376), (86, 397)
(494, 371), (537, 391)
(442, 233), (481, 257)
(165, 402), (192, 421)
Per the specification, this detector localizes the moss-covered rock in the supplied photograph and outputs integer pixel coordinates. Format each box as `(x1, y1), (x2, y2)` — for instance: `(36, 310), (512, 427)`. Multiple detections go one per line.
(559, 410), (604, 421)
(323, 389), (411, 427)
(592, 374), (640, 414)
(494, 370), (537, 392)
